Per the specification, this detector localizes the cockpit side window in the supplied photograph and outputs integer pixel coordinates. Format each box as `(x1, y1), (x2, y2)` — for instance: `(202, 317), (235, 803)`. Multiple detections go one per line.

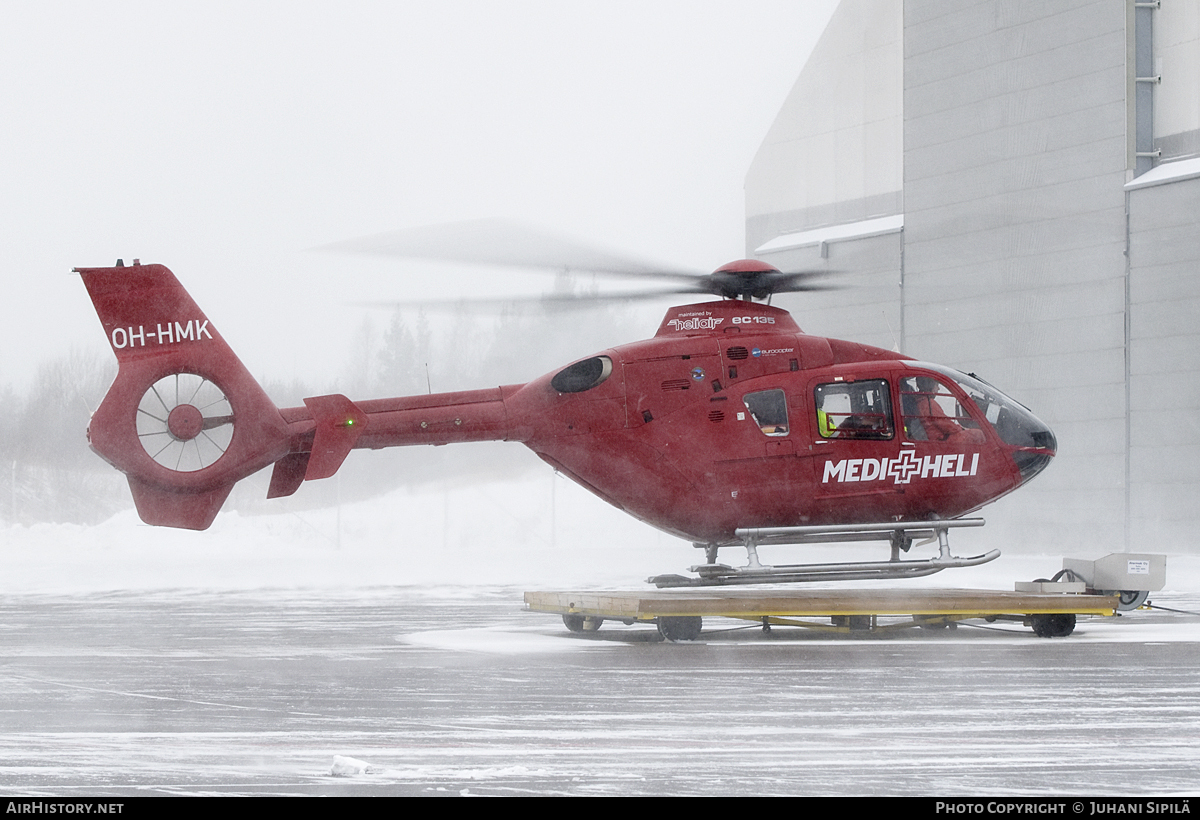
(899, 374), (985, 444)
(814, 380), (894, 440)
(743, 389), (789, 437)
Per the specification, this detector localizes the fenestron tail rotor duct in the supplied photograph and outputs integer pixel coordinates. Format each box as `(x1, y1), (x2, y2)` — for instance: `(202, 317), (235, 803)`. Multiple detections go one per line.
(136, 373), (234, 472)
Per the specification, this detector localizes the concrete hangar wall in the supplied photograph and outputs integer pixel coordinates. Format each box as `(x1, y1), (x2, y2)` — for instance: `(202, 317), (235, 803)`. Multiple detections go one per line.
(745, 0), (1200, 552)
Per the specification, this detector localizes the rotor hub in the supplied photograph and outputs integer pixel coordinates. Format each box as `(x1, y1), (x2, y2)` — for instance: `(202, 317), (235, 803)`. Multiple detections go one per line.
(710, 260), (786, 300)
(713, 259), (781, 275)
(167, 404), (204, 441)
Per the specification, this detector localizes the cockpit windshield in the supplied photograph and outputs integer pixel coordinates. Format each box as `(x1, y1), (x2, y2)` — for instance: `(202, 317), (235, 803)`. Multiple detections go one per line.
(909, 363), (1056, 452)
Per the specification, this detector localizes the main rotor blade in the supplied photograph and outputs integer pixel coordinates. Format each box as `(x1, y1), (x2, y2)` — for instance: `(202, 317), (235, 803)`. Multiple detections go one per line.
(318, 218), (703, 280)
(356, 284), (716, 312)
(768, 271), (839, 293)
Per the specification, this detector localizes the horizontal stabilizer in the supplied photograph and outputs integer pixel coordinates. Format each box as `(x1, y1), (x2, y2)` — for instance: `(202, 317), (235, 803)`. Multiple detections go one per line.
(303, 394), (367, 480)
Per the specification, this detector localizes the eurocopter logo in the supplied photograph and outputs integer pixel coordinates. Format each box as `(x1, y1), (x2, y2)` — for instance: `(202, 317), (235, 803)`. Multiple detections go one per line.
(667, 317), (724, 331)
(822, 451), (980, 486)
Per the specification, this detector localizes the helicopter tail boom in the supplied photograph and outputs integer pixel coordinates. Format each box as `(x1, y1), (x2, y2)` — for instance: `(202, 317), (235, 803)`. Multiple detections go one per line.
(78, 262), (521, 529)
(77, 262), (294, 529)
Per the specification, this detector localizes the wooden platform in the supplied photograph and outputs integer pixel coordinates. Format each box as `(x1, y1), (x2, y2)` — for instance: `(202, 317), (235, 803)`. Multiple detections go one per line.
(524, 588), (1119, 621)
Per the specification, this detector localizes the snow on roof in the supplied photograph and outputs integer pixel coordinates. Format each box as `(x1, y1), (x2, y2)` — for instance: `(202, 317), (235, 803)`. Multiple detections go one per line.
(1125, 155), (1200, 191)
(754, 214), (903, 255)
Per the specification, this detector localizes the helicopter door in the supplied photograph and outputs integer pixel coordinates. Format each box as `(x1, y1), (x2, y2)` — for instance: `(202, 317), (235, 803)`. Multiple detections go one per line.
(810, 378), (900, 504)
(714, 386), (805, 526)
(896, 372), (988, 489)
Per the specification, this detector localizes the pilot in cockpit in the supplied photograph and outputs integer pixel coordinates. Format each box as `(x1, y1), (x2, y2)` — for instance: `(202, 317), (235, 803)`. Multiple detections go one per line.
(901, 376), (985, 444)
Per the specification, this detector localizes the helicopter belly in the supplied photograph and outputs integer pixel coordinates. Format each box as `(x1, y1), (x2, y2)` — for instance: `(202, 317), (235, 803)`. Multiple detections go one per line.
(529, 427), (819, 544)
(529, 423), (1020, 544)
(530, 433), (724, 542)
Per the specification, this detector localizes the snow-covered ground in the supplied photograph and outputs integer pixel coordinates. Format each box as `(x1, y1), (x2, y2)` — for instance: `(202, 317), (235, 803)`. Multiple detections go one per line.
(2, 470), (670, 592)
(7, 475), (1200, 653)
(1, 582), (1196, 797)
(3, 474), (1199, 797)
(3, 469), (1199, 595)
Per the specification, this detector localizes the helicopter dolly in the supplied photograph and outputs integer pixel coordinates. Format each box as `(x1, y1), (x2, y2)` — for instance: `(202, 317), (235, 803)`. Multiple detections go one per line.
(529, 551), (1166, 639)
(525, 586), (1120, 641)
(76, 254), (1057, 586)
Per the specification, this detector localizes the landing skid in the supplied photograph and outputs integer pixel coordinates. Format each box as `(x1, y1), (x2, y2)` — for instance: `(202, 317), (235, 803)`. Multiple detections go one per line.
(648, 518), (993, 589)
(650, 551), (1000, 588)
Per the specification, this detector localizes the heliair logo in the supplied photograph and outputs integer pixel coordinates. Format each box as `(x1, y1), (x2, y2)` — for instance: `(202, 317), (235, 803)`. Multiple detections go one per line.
(667, 317), (724, 331)
(822, 450), (980, 486)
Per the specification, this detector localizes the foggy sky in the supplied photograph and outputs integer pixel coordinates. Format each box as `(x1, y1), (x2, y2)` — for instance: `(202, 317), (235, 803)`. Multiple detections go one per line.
(0, 1), (838, 391)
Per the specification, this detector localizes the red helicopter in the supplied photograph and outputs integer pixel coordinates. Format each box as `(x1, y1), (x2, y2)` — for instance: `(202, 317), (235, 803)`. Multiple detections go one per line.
(76, 229), (1056, 587)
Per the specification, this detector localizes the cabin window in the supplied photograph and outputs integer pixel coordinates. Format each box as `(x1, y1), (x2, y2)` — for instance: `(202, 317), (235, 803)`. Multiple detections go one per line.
(814, 380), (894, 440)
(743, 389), (789, 437)
(899, 375), (984, 444)
(551, 356), (613, 394)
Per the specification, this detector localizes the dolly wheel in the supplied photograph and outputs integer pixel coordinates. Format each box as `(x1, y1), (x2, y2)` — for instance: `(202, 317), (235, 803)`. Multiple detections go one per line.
(563, 614), (585, 632)
(657, 616), (703, 641)
(1030, 613), (1076, 638)
(1116, 590), (1149, 611)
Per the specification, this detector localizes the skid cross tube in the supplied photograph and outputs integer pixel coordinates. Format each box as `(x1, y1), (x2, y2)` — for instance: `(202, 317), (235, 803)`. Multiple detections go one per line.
(735, 518), (985, 546)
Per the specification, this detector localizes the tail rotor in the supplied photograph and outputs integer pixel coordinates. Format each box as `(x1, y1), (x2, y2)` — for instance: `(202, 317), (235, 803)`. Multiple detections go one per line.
(136, 373), (235, 473)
